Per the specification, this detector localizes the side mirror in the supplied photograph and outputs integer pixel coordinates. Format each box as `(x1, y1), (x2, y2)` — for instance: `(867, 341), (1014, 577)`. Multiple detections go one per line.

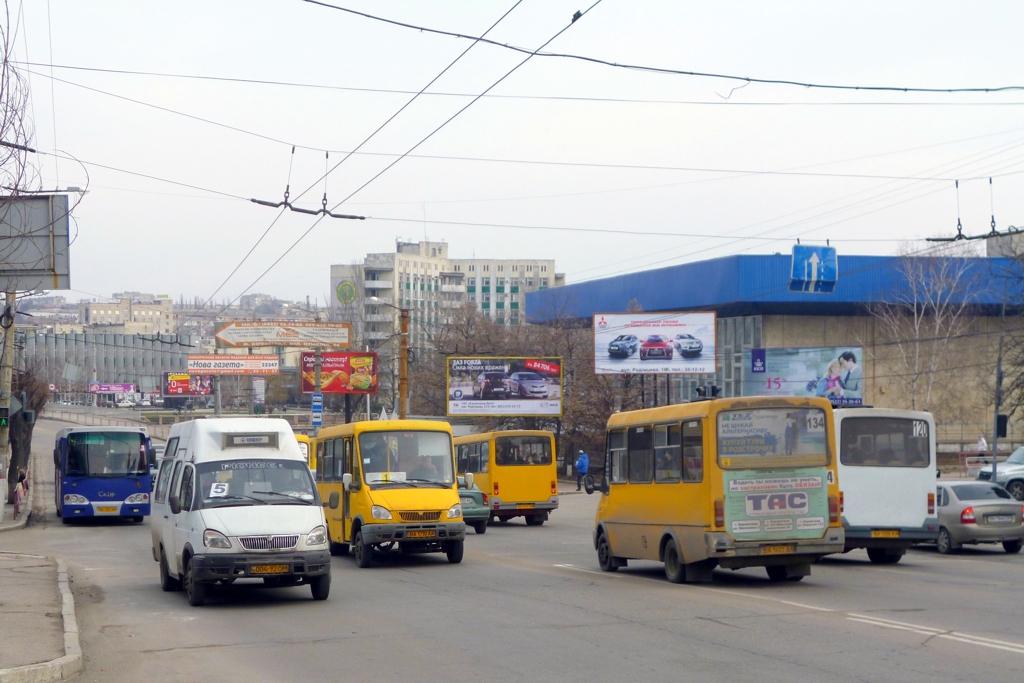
(169, 495), (181, 515)
(342, 472), (353, 491)
(465, 472), (474, 489)
(328, 491), (340, 509)
(583, 474), (596, 495)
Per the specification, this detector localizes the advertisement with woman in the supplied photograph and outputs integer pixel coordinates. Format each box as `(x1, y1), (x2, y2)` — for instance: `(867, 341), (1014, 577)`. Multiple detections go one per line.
(743, 347), (864, 406)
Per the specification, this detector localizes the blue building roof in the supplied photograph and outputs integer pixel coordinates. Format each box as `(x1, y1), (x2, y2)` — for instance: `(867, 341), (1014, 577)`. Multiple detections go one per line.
(526, 254), (1018, 322)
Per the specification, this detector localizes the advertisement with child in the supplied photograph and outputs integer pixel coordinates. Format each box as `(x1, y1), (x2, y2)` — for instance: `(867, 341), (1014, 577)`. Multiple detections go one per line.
(742, 346), (864, 406)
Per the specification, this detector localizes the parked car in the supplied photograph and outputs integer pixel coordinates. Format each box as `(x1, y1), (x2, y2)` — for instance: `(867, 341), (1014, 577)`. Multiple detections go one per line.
(509, 372), (549, 399)
(935, 482), (1024, 554)
(473, 372), (511, 399)
(607, 334), (640, 358)
(673, 333), (704, 357)
(139, 398), (152, 407)
(116, 400), (135, 408)
(977, 446), (1024, 500)
(458, 476), (489, 534)
(639, 335), (673, 360)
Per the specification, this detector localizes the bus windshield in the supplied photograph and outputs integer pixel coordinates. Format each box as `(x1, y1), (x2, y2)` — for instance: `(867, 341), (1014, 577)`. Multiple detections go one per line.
(359, 431), (454, 486)
(840, 417), (930, 467)
(495, 435), (552, 465)
(196, 459), (317, 508)
(717, 408), (827, 465)
(65, 432), (147, 477)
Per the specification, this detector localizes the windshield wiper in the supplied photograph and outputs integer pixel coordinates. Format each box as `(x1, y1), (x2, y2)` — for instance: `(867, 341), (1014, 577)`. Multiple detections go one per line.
(403, 478), (451, 488)
(252, 491), (315, 504)
(208, 494), (268, 505)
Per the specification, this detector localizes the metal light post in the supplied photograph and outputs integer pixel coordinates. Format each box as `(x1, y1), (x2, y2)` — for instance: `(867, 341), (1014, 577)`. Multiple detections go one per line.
(370, 296), (409, 420)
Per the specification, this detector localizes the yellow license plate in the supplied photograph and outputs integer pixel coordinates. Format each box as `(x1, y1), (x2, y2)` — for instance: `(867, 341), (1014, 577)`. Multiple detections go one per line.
(97, 506), (117, 513)
(250, 564), (289, 575)
(871, 530), (900, 538)
(762, 544), (796, 555)
(407, 530), (435, 539)
(516, 503), (535, 509)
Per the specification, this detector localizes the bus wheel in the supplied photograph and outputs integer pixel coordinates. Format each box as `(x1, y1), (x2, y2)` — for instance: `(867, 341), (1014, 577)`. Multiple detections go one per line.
(159, 548), (180, 592)
(329, 542), (349, 556)
(597, 533), (618, 573)
(766, 566), (788, 582)
(866, 548), (903, 564)
(353, 530), (373, 568)
(525, 515), (545, 526)
(664, 543), (686, 584)
(446, 540), (465, 564)
(129, 516), (144, 524)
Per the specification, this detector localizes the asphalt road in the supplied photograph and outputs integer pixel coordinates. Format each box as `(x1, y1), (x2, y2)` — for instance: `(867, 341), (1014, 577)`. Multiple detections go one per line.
(4, 418), (1024, 683)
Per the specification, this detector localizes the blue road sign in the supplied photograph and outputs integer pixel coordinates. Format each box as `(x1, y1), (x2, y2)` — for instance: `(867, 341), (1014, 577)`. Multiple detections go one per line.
(311, 392), (324, 426)
(311, 411), (323, 427)
(312, 393), (323, 407)
(789, 245), (838, 293)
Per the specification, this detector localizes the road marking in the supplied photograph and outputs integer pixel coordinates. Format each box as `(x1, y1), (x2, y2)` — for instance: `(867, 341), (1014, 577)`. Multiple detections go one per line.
(553, 563), (608, 575)
(777, 600), (833, 612)
(848, 614), (1024, 655)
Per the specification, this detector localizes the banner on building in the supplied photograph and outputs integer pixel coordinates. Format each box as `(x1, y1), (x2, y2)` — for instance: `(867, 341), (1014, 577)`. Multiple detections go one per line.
(89, 382), (135, 394)
(592, 312), (716, 375)
(742, 346), (865, 407)
(187, 354), (279, 375)
(446, 356), (563, 417)
(299, 351), (379, 394)
(162, 372), (214, 397)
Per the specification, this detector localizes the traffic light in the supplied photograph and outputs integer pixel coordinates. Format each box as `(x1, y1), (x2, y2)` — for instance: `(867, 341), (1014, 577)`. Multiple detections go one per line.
(0, 406), (8, 428)
(997, 414), (1008, 439)
(20, 409), (34, 425)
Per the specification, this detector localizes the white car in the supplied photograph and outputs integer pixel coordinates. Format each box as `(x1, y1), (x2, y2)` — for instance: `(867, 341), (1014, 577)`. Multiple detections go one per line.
(116, 400), (136, 408)
(139, 398), (152, 407)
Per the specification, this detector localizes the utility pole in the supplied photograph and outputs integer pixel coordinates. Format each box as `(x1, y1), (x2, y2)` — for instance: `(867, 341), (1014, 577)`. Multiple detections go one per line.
(399, 307), (408, 419)
(0, 291), (14, 484)
(991, 301), (1007, 482)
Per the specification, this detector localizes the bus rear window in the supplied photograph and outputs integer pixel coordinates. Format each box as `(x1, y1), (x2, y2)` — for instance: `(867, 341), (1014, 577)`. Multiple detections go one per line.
(840, 417), (930, 467)
(717, 408), (827, 466)
(495, 436), (552, 466)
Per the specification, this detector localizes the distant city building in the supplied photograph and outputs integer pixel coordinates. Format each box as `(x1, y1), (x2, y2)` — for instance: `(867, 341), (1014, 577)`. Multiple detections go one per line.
(330, 240), (564, 349)
(80, 294), (176, 335)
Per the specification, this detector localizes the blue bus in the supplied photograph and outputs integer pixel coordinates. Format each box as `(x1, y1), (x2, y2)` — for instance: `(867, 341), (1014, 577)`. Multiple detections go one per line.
(53, 426), (153, 523)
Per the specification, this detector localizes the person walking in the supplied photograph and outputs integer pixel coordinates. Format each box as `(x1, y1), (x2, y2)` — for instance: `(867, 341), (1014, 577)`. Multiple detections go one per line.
(977, 434), (988, 457)
(575, 449), (589, 491)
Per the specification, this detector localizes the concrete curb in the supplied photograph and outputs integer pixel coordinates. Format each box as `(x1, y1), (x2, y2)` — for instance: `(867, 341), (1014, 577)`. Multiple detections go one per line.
(0, 449), (36, 533)
(0, 556), (83, 683)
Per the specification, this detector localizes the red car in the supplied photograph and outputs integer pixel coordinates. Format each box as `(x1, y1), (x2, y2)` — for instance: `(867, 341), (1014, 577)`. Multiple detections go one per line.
(640, 335), (673, 360)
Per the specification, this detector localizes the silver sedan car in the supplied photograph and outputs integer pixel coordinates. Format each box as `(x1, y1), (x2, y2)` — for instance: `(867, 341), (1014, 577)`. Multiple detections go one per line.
(935, 482), (1024, 554)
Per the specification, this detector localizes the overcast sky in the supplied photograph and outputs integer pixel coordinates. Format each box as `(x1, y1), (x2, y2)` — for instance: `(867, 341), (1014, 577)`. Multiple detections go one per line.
(15, 1), (1024, 306)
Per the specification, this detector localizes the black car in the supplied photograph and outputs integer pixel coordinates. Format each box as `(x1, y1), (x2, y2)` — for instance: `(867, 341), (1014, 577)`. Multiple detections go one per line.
(473, 372), (510, 399)
(607, 334), (640, 358)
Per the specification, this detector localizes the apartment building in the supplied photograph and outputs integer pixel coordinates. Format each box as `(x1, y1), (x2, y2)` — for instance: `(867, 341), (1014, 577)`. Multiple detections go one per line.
(330, 240), (564, 348)
(79, 294), (176, 335)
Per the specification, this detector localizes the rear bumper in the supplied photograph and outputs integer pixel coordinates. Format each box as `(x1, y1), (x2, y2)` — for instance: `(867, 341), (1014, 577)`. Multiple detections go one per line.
(950, 525), (1024, 545)
(190, 550), (331, 583)
(491, 497), (559, 516)
(843, 520), (939, 550)
(360, 522), (466, 545)
(704, 529), (845, 569)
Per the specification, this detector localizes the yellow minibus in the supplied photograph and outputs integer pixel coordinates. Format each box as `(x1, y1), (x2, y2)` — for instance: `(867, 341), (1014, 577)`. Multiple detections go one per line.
(454, 430), (559, 526)
(313, 419), (467, 567)
(588, 396), (844, 583)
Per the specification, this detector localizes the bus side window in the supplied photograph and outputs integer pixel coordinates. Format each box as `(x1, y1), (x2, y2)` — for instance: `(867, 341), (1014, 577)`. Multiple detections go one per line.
(179, 465), (195, 512)
(154, 459), (174, 504)
(323, 440), (335, 483)
(608, 430), (627, 484)
(628, 426), (653, 483)
(682, 420), (704, 483)
(481, 442), (490, 470)
(315, 442), (325, 482)
(654, 423), (681, 483)
(468, 444), (480, 473)
(334, 439), (345, 480)
(456, 445), (467, 475)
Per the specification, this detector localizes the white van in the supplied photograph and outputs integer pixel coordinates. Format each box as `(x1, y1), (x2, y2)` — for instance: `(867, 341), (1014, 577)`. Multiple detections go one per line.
(150, 418), (338, 606)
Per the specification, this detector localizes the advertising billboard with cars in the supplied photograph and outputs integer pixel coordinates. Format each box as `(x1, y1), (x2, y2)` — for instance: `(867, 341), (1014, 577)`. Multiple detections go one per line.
(593, 312), (716, 375)
(162, 372), (214, 397)
(299, 351), (379, 394)
(741, 346), (865, 407)
(447, 356), (563, 417)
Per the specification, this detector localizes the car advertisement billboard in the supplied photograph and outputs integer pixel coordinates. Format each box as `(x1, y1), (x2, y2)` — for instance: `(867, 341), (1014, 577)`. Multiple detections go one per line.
(299, 351), (379, 394)
(162, 372), (214, 397)
(592, 312), (716, 374)
(741, 346), (865, 407)
(447, 356), (563, 417)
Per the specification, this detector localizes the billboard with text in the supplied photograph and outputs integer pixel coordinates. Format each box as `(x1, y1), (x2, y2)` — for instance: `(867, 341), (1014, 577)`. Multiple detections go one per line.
(300, 351), (379, 394)
(741, 346), (865, 407)
(447, 356), (563, 417)
(593, 312), (716, 374)
(162, 372), (213, 397)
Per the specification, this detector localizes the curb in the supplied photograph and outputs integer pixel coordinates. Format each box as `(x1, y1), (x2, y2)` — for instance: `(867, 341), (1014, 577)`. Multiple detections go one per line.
(0, 450), (36, 533)
(0, 556), (83, 683)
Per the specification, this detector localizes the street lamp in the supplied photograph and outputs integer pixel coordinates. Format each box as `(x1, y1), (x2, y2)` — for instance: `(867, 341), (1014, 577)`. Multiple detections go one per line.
(370, 296), (409, 420)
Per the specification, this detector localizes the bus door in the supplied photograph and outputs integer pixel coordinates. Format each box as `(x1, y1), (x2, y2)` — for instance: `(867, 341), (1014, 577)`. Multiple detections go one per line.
(342, 436), (355, 542)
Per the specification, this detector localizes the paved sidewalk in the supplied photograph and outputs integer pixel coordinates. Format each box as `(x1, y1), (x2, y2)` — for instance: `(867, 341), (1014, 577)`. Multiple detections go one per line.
(0, 554), (63, 668)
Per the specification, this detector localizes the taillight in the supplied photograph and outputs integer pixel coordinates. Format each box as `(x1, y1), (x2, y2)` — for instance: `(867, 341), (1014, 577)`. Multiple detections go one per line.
(481, 493), (489, 505)
(927, 492), (935, 515)
(493, 482), (499, 496)
(828, 495), (840, 524)
(839, 491), (844, 513)
(961, 507), (976, 524)
(551, 480), (557, 494)
(714, 498), (724, 528)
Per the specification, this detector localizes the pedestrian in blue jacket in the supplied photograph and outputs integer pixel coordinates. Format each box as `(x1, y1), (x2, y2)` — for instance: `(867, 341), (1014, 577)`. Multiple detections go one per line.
(575, 450), (590, 491)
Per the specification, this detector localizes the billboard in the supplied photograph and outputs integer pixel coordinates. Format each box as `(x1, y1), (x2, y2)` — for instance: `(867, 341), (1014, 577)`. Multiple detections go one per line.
(162, 372), (213, 397)
(215, 321), (352, 348)
(741, 346), (865, 407)
(447, 357), (563, 417)
(593, 312), (716, 374)
(187, 354), (279, 375)
(89, 382), (135, 394)
(299, 351), (379, 394)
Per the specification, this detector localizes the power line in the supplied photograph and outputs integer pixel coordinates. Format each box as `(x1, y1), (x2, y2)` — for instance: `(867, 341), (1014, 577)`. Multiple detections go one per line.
(305, 1), (1024, 94)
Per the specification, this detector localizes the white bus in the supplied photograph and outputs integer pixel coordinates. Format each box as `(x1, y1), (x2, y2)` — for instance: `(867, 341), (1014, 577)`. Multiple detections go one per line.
(834, 408), (939, 564)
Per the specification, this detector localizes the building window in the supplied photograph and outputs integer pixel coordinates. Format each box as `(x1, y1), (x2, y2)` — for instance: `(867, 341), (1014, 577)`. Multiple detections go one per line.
(511, 278), (519, 286)
(541, 278), (549, 287)
(469, 265), (475, 272)
(527, 278), (534, 287)
(527, 265), (533, 272)
(483, 265), (489, 272)
(512, 265), (518, 272)
(497, 265), (504, 272)
(541, 265), (547, 272)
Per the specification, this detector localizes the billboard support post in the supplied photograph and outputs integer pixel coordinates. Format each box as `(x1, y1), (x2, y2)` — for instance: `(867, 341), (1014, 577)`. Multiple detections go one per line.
(399, 308), (408, 420)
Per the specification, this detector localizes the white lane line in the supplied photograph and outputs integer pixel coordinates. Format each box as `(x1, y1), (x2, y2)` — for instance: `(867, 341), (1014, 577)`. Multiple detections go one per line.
(777, 600), (833, 612)
(553, 564), (608, 575)
(847, 617), (938, 636)
(847, 613), (942, 633)
(848, 614), (1024, 655)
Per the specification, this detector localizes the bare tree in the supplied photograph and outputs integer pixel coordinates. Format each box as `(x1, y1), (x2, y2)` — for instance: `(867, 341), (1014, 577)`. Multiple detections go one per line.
(867, 243), (982, 413)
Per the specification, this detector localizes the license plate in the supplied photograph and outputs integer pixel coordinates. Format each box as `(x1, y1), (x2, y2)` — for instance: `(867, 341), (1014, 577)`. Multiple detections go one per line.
(407, 530), (435, 539)
(871, 530), (900, 538)
(987, 515), (1014, 523)
(516, 503), (535, 509)
(250, 564), (289, 575)
(97, 506), (117, 513)
(762, 544), (796, 555)
(460, 497), (473, 505)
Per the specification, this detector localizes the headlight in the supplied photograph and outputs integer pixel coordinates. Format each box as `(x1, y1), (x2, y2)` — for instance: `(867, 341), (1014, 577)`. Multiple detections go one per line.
(126, 493), (149, 504)
(447, 503), (463, 519)
(306, 525), (328, 546)
(371, 505), (393, 520)
(203, 529), (232, 549)
(63, 494), (88, 505)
